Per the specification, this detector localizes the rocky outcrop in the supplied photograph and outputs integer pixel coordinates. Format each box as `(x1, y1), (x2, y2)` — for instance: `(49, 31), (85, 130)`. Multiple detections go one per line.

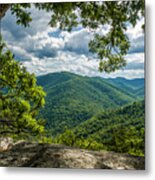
(0, 137), (13, 152)
(0, 141), (145, 169)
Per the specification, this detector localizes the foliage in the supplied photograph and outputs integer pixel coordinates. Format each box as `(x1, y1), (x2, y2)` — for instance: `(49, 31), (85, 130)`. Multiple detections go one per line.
(109, 126), (145, 156)
(0, 2), (145, 156)
(0, 40), (46, 137)
(37, 72), (144, 135)
(1, 0), (144, 72)
(55, 128), (77, 146)
(54, 128), (104, 151)
(55, 101), (145, 156)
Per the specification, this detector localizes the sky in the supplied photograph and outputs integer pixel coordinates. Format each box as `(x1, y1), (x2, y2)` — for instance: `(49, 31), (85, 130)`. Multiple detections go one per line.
(1, 3), (145, 79)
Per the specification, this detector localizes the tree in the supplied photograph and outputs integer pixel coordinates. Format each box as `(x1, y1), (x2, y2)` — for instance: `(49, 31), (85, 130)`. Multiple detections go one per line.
(56, 129), (77, 146)
(0, 38), (46, 137)
(0, 1), (144, 137)
(109, 125), (145, 156)
(0, 0), (144, 72)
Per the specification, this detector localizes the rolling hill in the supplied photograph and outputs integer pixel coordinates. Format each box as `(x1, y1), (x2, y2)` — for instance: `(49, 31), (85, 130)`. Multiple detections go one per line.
(56, 100), (145, 156)
(73, 100), (145, 141)
(37, 72), (144, 135)
(103, 77), (144, 99)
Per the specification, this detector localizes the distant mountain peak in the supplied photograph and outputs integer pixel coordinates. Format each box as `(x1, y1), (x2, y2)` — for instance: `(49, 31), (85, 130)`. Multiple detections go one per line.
(37, 72), (144, 135)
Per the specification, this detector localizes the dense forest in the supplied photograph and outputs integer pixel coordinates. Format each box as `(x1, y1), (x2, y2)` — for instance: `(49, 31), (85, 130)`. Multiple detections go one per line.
(0, 1), (145, 161)
(54, 100), (144, 156)
(36, 72), (145, 156)
(37, 72), (144, 135)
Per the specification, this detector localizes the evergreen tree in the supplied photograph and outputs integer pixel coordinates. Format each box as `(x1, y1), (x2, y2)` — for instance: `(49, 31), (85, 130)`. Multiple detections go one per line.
(0, 39), (46, 137)
(0, 1), (145, 140)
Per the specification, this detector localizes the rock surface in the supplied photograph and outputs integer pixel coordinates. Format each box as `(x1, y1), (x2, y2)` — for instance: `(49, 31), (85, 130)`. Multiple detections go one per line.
(0, 137), (13, 152)
(0, 142), (145, 169)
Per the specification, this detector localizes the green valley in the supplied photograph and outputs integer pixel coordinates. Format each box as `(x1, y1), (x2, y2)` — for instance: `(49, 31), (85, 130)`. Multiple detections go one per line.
(56, 100), (145, 156)
(37, 72), (144, 135)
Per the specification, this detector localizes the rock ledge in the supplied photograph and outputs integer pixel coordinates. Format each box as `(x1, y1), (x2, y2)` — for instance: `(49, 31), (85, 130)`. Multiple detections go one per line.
(0, 141), (145, 169)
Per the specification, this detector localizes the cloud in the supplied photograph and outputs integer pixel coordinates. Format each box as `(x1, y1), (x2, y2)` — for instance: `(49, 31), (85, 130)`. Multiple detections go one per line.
(127, 17), (144, 39)
(62, 29), (92, 55)
(21, 50), (144, 80)
(1, 8), (64, 60)
(1, 10), (27, 40)
(7, 44), (33, 61)
(125, 53), (144, 64)
(1, 4), (145, 79)
(125, 62), (144, 70)
(126, 17), (144, 54)
(1, 6), (52, 39)
(103, 69), (144, 79)
(25, 34), (65, 59)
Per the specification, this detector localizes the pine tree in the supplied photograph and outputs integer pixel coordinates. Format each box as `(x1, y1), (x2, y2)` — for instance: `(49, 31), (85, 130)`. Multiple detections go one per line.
(0, 38), (46, 137)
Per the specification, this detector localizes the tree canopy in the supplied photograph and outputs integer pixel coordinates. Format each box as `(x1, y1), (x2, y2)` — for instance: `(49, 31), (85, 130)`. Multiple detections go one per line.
(0, 0), (144, 72)
(0, 38), (46, 137)
(54, 100), (145, 156)
(0, 0), (144, 137)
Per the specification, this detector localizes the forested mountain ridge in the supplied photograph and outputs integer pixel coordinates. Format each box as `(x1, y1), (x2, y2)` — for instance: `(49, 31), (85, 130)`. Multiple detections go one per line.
(56, 100), (145, 156)
(103, 77), (144, 99)
(37, 72), (144, 135)
(73, 100), (145, 138)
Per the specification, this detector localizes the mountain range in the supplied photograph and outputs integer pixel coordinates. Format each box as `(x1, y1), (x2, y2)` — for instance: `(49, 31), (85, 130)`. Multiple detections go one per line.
(55, 100), (144, 155)
(37, 72), (144, 135)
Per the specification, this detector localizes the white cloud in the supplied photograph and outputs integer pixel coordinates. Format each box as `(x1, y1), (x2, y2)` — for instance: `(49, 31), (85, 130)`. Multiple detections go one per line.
(127, 17), (144, 40)
(21, 49), (144, 79)
(64, 29), (91, 54)
(126, 17), (144, 53)
(102, 69), (144, 79)
(125, 53), (144, 64)
(7, 44), (33, 61)
(1, 4), (145, 79)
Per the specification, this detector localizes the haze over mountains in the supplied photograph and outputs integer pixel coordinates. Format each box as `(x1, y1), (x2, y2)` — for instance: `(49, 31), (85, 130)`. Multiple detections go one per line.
(37, 72), (144, 135)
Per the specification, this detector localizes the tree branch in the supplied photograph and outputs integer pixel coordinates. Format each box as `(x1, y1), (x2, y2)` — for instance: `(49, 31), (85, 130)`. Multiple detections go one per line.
(0, 4), (11, 19)
(0, 130), (18, 135)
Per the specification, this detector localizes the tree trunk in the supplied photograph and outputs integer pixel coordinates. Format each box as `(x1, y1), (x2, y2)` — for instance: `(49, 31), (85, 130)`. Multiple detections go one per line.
(0, 4), (10, 19)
